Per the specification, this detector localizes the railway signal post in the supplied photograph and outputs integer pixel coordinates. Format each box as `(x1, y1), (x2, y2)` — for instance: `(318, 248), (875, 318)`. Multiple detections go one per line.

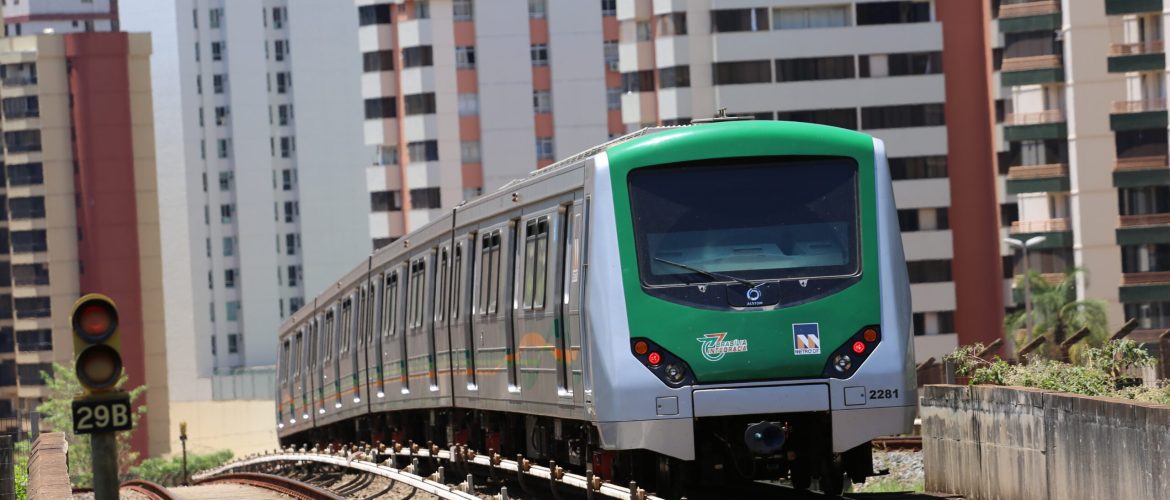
(70, 294), (132, 500)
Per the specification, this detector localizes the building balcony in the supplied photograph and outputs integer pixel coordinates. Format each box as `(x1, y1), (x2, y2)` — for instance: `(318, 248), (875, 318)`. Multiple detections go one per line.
(998, 1), (1061, 34)
(1119, 271), (1170, 303)
(1006, 163), (1069, 194)
(1108, 41), (1165, 73)
(1009, 218), (1073, 248)
(1114, 155), (1170, 187)
(1105, 0), (1163, 15)
(1003, 109), (1068, 141)
(1110, 99), (1169, 131)
(1001, 54), (1064, 86)
(0, 76), (36, 88)
(1117, 212), (1170, 245)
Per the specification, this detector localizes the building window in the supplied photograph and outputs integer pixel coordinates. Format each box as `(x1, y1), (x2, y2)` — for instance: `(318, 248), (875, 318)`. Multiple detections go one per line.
(621, 70), (655, 92)
(219, 171), (234, 191)
(711, 8), (769, 32)
(898, 207), (949, 232)
(860, 103), (945, 129)
(602, 0), (616, 16)
(213, 73), (226, 94)
(289, 297), (304, 312)
(7, 163), (42, 186)
(14, 297), (50, 318)
(358, 4), (392, 26)
(286, 233), (298, 255)
(453, 0), (474, 21)
(636, 21), (651, 41)
(221, 203), (234, 223)
(362, 50), (395, 72)
(408, 140), (439, 162)
(211, 41), (225, 61)
(217, 138), (231, 158)
(606, 87), (621, 109)
(889, 156), (947, 180)
(209, 8), (223, 29)
(907, 259), (953, 284)
(10, 230), (46, 253)
(857, 1), (931, 26)
(774, 5), (850, 29)
(226, 301), (240, 322)
(274, 40), (289, 61)
(280, 136), (295, 158)
(455, 46), (476, 69)
(8, 197), (44, 220)
(413, 0), (431, 19)
(15, 330), (51, 352)
(215, 106), (229, 126)
(12, 264), (48, 286)
(375, 145), (398, 165)
(227, 333), (240, 354)
(775, 56), (855, 82)
(2, 96), (39, 119)
(276, 72), (291, 93)
(364, 97), (396, 119)
(223, 237), (234, 256)
(531, 44), (549, 66)
(659, 66), (690, 88)
(533, 90), (552, 113)
(776, 108), (857, 130)
(284, 201), (299, 222)
(535, 137), (554, 160)
(860, 51), (943, 77)
(461, 141), (481, 163)
(603, 41), (619, 71)
(712, 61), (772, 85)
(287, 265), (301, 286)
(370, 190), (402, 212)
(272, 7), (286, 29)
(402, 46), (434, 68)
(278, 104), (293, 126)
(528, 0), (546, 18)
(224, 269), (237, 288)
(410, 187), (442, 209)
(458, 93), (479, 116)
(656, 12), (687, 36)
(17, 363), (51, 385)
(282, 169), (296, 190)
(404, 92), (437, 115)
(3, 130), (40, 153)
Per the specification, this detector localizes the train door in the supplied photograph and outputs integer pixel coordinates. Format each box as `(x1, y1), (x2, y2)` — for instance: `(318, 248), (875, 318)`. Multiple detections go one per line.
(433, 244), (453, 394)
(472, 223), (515, 398)
(370, 274), (386, 399)
(325, 306), (340, 409)
(405, 254), (433, 393)
(340, 295), (356, 406)
(562, 200), (586, 402)
(361, 278), (377, 405)
(306, 319), (317, 422)
(278, 338), (290, 425)
(513, 209), (565, 400)
(291, 330), (303, 421)
(380, 269), (408, 395)
(451, 234), (476, 391)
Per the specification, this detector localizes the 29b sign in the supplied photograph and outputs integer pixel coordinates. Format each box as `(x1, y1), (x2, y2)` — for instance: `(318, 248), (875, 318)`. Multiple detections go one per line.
(72, 394), (132, 435)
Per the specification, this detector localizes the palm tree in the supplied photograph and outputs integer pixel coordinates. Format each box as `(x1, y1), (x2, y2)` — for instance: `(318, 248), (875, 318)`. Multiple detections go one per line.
(1004, 269), (1109, 359)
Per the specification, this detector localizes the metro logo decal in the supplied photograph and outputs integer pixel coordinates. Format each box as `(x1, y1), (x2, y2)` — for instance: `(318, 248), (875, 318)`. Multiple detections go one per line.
(793, 323), (821, 355)
(697, 332), (748, 362)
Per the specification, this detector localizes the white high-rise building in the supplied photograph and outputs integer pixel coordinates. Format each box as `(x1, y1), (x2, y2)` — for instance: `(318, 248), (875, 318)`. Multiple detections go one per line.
(120, 0), (370, 391)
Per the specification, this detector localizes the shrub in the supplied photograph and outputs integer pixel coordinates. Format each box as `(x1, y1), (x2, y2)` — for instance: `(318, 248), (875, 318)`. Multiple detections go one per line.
(130, 449), (233, 485)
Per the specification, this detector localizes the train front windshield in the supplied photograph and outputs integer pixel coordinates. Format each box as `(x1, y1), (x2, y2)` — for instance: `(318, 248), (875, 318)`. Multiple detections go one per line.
(628, 158), (859, 287)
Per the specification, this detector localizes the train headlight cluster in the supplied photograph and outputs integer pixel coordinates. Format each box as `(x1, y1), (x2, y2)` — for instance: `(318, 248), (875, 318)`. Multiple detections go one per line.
(822, 325), (881, 379)
(630, 338), (694, 387)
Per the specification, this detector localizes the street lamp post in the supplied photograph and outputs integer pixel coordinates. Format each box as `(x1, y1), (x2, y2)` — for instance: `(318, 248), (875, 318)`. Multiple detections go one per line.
(1005, 236), (1048, 349)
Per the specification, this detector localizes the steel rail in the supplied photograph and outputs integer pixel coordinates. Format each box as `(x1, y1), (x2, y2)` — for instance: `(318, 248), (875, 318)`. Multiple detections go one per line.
(120, 479), (176, 500)
(197, 471), (344, 500)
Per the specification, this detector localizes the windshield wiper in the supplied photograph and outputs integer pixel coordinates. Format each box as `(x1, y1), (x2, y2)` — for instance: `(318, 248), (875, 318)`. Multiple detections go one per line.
(653, 257), (761, 288)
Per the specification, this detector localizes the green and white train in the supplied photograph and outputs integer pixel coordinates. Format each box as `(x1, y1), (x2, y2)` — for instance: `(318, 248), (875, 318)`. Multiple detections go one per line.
(275, 120), (916, 495)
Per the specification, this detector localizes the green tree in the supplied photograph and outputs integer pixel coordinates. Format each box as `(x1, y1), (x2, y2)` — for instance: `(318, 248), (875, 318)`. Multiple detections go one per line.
(1005, 269), (1109, 359)
(35, 363), (146, 487)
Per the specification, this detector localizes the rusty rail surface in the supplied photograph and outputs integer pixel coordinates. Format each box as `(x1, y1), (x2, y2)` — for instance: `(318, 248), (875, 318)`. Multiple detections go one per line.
(197, 472), (344, 500)
(121, 479), (176, 500)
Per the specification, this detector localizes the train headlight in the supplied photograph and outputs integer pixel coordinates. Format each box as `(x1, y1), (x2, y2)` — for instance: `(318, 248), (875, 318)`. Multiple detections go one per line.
(335, 402), (343, 409)
(832, 354), (853, 372)
(319, 408), (326, 414)
(303, 413), (309, 420)
(664, 363), (686, 384)
(630, 338), (694, 387)
(377, 391), (385, 398)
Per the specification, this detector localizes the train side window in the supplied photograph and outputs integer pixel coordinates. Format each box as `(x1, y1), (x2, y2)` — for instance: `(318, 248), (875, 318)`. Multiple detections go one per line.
(522, 216), (550, 310)
(489, 231), (501, 314)
(341, 299), (352, 353)
(293, 332), (302, 377)
(435, 248), (449, 321)
(452, 244), (463, 319)
(280, 340), (290, 384)
(410, 259), (426, 328)
(324, 311), (334, 362)
(365, 283), (376, 345)
(384, 273), (399, 337)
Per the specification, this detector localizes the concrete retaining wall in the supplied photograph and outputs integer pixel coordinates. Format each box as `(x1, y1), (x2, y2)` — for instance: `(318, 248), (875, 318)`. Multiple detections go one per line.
(27, 432), (70, 499)
(921, 385), (1170, 500)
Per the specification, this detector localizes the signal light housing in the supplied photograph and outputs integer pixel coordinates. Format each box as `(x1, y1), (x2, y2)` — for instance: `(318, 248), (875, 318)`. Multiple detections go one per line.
(630, 338), (695, 387)
(71, 294), (123, 394)
(822, 325), (881, 379)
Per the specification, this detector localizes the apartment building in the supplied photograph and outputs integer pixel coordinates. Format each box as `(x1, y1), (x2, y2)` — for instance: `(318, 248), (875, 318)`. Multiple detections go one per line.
(2, 0), (118, 35)
(615, 0), (1010, 360)
(355, 0), (610, 247)
(0, 30), (169, 456)
(119, 0), (370, 383)
(1101, 0), (1170, 338)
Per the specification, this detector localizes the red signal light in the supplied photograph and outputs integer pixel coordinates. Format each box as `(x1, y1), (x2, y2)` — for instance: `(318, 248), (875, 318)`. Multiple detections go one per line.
(80, 304), (113, 337)
(852, 341), (866, 354)
(647, 352), (662, 366)
(863, 328), (878, 343)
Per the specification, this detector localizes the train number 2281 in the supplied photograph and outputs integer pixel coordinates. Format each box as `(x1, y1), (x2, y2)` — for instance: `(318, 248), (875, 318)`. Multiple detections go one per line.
(869, 389), (899, 400)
